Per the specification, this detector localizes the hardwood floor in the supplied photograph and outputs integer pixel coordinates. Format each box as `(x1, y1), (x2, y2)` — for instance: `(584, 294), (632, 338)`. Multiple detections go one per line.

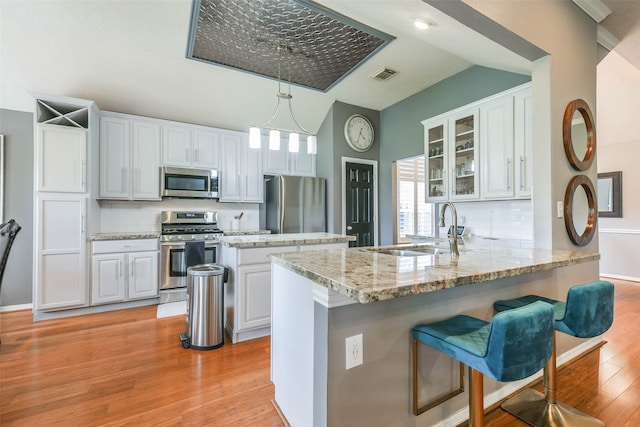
(1, 278), (639, 426)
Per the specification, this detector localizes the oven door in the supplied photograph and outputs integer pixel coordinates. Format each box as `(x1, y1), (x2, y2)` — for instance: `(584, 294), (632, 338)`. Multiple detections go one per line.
(160, 241), (219, 290)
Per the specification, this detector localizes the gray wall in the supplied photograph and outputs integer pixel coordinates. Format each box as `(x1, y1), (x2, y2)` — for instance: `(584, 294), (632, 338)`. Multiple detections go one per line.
(0, 109), (34, 306)
(378, 66), (531, 245)
(316, 101), (380, 235)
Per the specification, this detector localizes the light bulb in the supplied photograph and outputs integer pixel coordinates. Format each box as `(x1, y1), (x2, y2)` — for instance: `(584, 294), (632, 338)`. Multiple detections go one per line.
(288, 133), (300, 153)
(249, 127), (261, 149)
(414, 18), (431, 30)
(269, 130), (280, 150)
(307, 135), (317, 155)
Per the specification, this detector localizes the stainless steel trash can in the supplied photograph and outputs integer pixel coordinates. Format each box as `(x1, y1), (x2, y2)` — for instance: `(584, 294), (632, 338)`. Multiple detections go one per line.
(180, 263), (228, 350)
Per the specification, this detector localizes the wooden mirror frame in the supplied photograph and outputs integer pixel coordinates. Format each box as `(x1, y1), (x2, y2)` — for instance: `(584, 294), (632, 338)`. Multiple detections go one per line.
(598, 171), (622, 218)
(562, 99), (596, 171)
(564, 175), (597, 246)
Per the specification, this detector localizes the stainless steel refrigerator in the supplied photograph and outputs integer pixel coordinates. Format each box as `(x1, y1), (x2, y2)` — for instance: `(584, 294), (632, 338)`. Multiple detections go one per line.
(261, 176), (326, 234)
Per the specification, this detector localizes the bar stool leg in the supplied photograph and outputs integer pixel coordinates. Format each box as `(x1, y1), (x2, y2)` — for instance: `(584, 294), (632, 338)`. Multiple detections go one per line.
(500, 333), (605, 427)
(469, 367), (484, 427)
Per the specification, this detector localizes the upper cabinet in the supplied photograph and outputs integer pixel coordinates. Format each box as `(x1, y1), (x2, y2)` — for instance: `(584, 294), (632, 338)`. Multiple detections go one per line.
(100, 112), (161, 200)
(36, 125), (87, 193)
(162, 124), (221, 169)
(424, 83), (532, 203)
(219, 131), (264, 203)
(424, 107), (479, 202)
(263, 136), (316, 177)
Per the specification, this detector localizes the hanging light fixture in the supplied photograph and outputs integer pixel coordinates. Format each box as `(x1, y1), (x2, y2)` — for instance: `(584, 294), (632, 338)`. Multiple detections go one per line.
(249, 45), (317, 154)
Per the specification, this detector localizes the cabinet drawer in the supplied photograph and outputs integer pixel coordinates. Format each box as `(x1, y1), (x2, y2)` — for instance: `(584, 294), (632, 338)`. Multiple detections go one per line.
(237, 245), (297, 265)
(92, 238), (158, 254)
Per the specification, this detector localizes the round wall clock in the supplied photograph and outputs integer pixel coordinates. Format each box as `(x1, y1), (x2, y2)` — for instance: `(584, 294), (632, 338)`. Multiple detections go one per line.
(344, 114), (374, 152)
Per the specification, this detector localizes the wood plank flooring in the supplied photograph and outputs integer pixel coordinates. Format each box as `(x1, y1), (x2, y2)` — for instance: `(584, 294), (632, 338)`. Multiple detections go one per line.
(1, 278), (639, 426)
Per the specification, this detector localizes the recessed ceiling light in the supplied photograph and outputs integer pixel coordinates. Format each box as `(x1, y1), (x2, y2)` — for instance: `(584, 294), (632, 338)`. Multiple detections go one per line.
(414, 18), (432, 30)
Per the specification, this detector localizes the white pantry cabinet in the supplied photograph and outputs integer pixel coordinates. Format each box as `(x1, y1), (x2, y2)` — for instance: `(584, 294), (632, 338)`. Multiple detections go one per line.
(100, 112), (161, 200)
(263, 136), (316, 177)
(219, 131), (263, 202)
(91, 239), (159, 305)
(35, 195), (88, 310)
(36, 125), (87, 193)
(162, 124), (221, 169)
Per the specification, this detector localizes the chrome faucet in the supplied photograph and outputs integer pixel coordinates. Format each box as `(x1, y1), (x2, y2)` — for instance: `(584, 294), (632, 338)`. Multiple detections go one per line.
(439, 202), (460, 258)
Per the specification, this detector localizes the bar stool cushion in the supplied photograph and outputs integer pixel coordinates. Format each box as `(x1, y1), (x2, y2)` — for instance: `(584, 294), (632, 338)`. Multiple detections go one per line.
(494, 280), (614, 338)
(412, 301), (554, 383)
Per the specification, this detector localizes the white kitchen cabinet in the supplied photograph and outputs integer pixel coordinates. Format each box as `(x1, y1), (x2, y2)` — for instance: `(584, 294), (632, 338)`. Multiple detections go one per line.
(263, 137), (316, 177)
(36, 125), (87, 193)
(480, 96), (515, 199)
(219, 130), (263, 202)
(423, 108), (479, 202)
(35, 195), (88, 311)
(100, 112), (161, 200)
(479, 84), (533, 200)
(237, 264), (273, 331)
(91, 239), (159, 305)
(162, 125), (221, 169)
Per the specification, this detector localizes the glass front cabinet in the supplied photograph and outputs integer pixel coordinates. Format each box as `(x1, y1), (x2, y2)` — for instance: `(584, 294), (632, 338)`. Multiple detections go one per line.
(423, 107), (479, 202)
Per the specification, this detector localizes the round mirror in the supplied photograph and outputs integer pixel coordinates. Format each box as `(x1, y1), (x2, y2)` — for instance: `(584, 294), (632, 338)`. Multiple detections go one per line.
(563, 99), (595, 171)
(563, 175), (597, 246)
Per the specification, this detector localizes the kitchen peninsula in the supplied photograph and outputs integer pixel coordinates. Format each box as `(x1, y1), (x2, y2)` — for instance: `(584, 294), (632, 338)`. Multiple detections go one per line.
(219, 232), (355, 343)
(269, 241), (600, 427)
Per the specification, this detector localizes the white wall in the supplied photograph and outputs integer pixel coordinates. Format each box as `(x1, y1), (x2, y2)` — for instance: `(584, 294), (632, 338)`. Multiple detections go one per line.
(597, 51), (640, 281)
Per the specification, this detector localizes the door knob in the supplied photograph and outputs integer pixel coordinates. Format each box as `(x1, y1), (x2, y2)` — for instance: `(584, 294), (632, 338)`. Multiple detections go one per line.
(346, 226), (353, 231)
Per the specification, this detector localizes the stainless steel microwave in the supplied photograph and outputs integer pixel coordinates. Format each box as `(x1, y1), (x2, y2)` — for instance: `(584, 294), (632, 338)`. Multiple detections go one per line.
(161, 166), (219, 199)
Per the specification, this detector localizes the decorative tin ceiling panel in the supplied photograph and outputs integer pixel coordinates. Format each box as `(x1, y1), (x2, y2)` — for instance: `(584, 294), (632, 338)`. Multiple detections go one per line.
(187, 0), (394, 91)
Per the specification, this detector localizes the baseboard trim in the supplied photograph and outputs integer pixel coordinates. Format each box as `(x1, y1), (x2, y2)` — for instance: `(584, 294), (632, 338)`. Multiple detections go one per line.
(600, 273), (640, 284)
(0, 303), (33, 313)
(272, 399), (291, 427)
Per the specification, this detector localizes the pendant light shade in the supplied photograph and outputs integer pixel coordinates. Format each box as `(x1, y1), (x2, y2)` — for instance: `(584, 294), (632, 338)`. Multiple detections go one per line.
(249, 127), (261, 149)
(269, 129), (281, 150)
(307, 135), (317, 155)
(288, 132), (300, 153)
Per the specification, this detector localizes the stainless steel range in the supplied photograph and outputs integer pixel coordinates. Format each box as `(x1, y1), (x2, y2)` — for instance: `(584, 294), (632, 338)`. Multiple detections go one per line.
(160, 211), (223, 303)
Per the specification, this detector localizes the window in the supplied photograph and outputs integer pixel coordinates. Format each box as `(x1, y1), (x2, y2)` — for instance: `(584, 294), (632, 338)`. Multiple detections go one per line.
(393, 156), (434, 244)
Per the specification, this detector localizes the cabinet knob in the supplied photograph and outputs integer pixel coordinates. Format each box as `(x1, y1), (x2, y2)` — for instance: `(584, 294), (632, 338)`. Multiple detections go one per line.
(346, 226), (353, 231)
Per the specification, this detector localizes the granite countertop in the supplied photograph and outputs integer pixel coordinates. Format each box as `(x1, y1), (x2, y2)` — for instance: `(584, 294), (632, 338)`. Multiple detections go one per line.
(89, 233), (160, 241)
(223, 229), (272, 236)
(269, 241), (600, 304)
(219, 232), (356, 248)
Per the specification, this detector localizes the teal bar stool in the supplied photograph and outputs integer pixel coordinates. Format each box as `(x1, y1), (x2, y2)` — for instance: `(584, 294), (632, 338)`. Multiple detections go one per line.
(412, 301), (555, 427)
(493, 280), (614, 427)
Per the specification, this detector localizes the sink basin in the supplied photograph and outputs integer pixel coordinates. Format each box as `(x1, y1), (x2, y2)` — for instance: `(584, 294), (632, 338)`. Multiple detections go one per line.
(376, 247), (451, 257)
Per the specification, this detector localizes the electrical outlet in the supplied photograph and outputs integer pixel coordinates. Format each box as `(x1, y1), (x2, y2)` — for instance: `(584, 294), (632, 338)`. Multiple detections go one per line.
(557, 201), (564, 218)
(345, 334), (363, 370)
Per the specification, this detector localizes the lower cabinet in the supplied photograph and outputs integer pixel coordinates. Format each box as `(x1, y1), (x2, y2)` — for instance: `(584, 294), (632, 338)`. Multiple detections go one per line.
(222, 242), (348, 343)
(91, 239), (159, 305)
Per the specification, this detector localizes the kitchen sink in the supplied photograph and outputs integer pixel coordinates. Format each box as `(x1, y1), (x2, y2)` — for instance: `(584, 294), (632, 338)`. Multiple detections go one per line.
(375, 247), (451, 257)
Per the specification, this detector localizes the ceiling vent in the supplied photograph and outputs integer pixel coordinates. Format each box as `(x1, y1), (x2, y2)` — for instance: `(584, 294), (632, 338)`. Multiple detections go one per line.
(370, 67), (398, 81)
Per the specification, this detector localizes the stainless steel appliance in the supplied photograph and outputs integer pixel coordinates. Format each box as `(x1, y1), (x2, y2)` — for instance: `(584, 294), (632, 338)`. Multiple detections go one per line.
(160, 211), (223, 303)
(261, 176), (326, 234)
(161, 166), (219, 199)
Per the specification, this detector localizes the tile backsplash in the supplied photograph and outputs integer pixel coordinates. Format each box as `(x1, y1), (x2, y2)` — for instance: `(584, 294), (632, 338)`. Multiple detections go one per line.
(437, 199), (533, 241)
(98, 199), (260, 233)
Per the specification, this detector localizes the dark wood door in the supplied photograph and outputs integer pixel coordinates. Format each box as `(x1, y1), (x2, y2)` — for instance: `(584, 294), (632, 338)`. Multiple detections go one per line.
(345, 162), (375, 247)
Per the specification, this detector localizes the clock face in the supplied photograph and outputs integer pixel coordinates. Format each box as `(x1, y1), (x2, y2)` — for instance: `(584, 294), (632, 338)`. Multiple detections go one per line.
(344, 114), (374, 152)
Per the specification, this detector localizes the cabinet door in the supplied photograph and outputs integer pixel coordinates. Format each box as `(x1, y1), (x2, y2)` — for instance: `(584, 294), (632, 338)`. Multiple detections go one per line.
(514, 89), (533, 198)
(290, 141), (316, 177)
(128, 251), (159, 300)
(91, 254), (126, 304)
(423, 118), (448, 203)
(480, 97), (514, 199)
(193, 129), (221, 169)
(243, 135), (264, 202)
(131, 120), (161, 200)
(100, 115), (131, 198)
(219, 131), (243, 201)
(36, 195), (87, 310)
(162, 125), (192, 167)
(237, 264), (272, 331)
(37, 125), (87, 193)
(449, 108), (479, 200)
(263, 139), (290, 175)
